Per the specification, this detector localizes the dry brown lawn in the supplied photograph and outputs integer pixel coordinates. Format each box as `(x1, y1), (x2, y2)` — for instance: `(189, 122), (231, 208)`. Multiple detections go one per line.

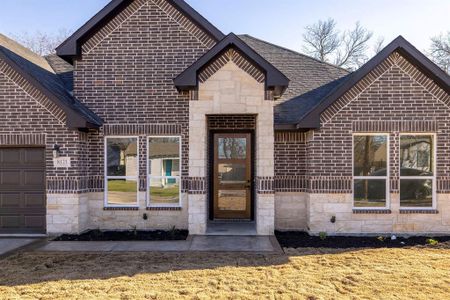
(0, 247), (449, 299)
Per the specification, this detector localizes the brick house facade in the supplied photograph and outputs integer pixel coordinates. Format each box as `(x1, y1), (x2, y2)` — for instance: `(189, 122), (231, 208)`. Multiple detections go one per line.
(0, 0), (449, 236)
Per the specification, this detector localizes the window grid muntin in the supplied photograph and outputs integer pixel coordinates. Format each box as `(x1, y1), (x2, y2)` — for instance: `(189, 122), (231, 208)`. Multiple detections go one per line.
(352, 133), (390, 210)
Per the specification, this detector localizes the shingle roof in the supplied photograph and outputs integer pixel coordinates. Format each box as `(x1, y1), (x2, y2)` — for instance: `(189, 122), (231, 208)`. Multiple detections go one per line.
(45, 54), (74, 92)
(274, 74), (352, 126)
(238, 34), (349, 101)
(0, 34), (102, 128)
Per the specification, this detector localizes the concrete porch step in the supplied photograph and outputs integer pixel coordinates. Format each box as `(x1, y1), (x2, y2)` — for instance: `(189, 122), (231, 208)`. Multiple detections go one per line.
(206, 222), (257, 236)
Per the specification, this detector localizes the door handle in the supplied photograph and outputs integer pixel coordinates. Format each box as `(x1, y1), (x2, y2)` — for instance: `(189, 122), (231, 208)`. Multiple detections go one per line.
(244, 180), (251, 188)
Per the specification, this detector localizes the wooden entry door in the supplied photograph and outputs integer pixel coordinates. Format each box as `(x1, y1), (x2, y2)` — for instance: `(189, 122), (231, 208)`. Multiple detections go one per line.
(213, 133), (252, 219)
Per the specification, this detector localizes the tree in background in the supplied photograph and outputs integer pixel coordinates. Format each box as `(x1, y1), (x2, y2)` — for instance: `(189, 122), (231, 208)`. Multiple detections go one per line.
(302, 19), (378, 70)
(429, 32), (450, 74)
(10, 29), (72, 56)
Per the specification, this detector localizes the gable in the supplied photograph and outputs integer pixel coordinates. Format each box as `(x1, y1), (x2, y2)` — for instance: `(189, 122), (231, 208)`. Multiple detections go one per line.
(0, 57), (66, 124)
(175, 33), (289, 99)
(57, 0), (225, 62)
(285, 36), (450, 129)
(198, 60), (265, 102)
(199, 48), (265, 84)
(0, 66), (66, 126)
(321, 52), (450, 126)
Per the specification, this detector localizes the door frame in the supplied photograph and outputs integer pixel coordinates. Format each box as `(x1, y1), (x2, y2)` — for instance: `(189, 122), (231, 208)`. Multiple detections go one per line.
(208, 129), (255, 221)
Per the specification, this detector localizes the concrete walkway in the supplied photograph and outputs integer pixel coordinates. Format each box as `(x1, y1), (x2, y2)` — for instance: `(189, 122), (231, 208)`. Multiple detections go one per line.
(37, 235), (282, 253)
(0, 238), (41, 258)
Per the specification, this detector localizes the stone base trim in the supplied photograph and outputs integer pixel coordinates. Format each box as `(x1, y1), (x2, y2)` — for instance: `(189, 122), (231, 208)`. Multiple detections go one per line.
(103, 123), (182, 136)
(146, 206), (182, 211)
(353, 209), (392, 214)
(400, 209), (439, 214)
(103, 207), (139, 211)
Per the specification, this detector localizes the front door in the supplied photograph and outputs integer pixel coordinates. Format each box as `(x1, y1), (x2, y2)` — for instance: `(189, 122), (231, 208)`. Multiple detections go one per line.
(213, 133), (252, 219)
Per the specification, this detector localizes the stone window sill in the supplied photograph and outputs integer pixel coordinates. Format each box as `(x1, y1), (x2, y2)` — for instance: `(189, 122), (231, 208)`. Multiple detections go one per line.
(104, 207), (139, 211)
(400, 209), (439, 214)
(353, 209), (392, 214)
(146, 207), (182, 211)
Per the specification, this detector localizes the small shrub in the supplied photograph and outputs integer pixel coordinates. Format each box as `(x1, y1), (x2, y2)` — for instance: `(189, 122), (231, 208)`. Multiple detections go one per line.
(319, 232), (327, 240)
(377, 236), (386, 242)
(426, 238), (439, 246)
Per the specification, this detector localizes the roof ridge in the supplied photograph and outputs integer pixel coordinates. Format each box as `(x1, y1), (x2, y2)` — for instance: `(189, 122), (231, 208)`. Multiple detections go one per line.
(238, 34), (350, 73)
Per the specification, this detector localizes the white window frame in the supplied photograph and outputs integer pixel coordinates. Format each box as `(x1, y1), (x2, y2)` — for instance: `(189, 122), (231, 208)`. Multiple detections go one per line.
(147, 136), (182, 208)
(399, 133), (436, 210)
(352, 133), (390, 210)
(104, 136), (140, 208)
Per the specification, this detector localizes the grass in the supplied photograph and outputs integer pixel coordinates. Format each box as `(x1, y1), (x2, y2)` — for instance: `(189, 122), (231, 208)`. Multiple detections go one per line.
(108, 180), (137, 192)
(0, 247), (449, 299)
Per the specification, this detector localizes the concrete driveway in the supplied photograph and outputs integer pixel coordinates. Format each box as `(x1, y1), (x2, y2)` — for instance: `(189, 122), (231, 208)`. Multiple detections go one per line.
(0, 238), (41, 258)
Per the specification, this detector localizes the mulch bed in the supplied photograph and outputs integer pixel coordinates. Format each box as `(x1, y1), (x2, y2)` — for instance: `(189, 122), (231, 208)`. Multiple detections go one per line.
(54, 229), (189, 241)
(275, 231), (450, 249)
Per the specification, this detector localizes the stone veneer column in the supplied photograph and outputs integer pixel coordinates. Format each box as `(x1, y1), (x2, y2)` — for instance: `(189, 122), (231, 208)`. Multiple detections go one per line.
(189, 61), (276, 235)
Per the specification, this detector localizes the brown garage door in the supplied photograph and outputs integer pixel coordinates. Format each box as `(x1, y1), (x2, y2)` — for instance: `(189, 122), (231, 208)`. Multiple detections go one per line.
(0, 147), (46, 234)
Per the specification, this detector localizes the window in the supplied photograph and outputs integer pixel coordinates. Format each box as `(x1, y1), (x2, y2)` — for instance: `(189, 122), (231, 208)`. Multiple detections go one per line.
(353, 134), (389, 208)
(400, 134), (435, 208)
(147, 136), (181, 207)
(104, 137), (139, 207)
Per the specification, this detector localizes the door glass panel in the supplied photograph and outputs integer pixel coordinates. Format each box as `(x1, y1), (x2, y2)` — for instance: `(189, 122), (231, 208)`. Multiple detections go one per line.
(218, 163), (246, 184)
(218, 190), (246, 211)
(218, 138), (246, 159)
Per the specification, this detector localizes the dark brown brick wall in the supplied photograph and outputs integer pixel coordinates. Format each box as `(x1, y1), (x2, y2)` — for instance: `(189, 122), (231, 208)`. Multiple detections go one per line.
(73, 0), (214, 183)
(275, 53), (450, 193)
(207, 115), (257, 130)
(0, 70), (84, 185)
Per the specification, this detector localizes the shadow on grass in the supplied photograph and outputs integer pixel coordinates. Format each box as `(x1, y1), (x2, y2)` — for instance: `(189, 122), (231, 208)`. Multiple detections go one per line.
(1, 232), (449, 287)
(0, 251), (291, 286)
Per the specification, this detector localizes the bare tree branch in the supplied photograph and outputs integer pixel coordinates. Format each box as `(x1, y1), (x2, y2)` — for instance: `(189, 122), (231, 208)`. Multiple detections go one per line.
(334, 22), (373, 68)
(373, 36), (385, 54)
(302, 19), (375, 70)
(429, 32), (450, 74)
(10, 29), (72, 56)
(302, 18), (341, 62)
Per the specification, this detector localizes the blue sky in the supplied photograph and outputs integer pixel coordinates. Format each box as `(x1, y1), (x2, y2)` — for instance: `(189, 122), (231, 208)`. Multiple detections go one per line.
(0, 0), (449, 53)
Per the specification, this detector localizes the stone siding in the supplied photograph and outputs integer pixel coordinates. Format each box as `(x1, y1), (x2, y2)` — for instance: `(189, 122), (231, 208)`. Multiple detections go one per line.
(308, 193), (450, 235)
(275, 193), (308, 231)
(190, 61), (275, 235)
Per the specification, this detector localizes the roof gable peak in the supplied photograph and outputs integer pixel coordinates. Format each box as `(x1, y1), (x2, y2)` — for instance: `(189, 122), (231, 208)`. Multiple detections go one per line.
(174, 33), (290, 98)
(291, 35), (450, 129)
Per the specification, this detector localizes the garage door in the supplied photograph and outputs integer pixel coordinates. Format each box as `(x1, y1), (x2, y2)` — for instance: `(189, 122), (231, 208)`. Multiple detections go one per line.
(0, 147), (46, 234)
